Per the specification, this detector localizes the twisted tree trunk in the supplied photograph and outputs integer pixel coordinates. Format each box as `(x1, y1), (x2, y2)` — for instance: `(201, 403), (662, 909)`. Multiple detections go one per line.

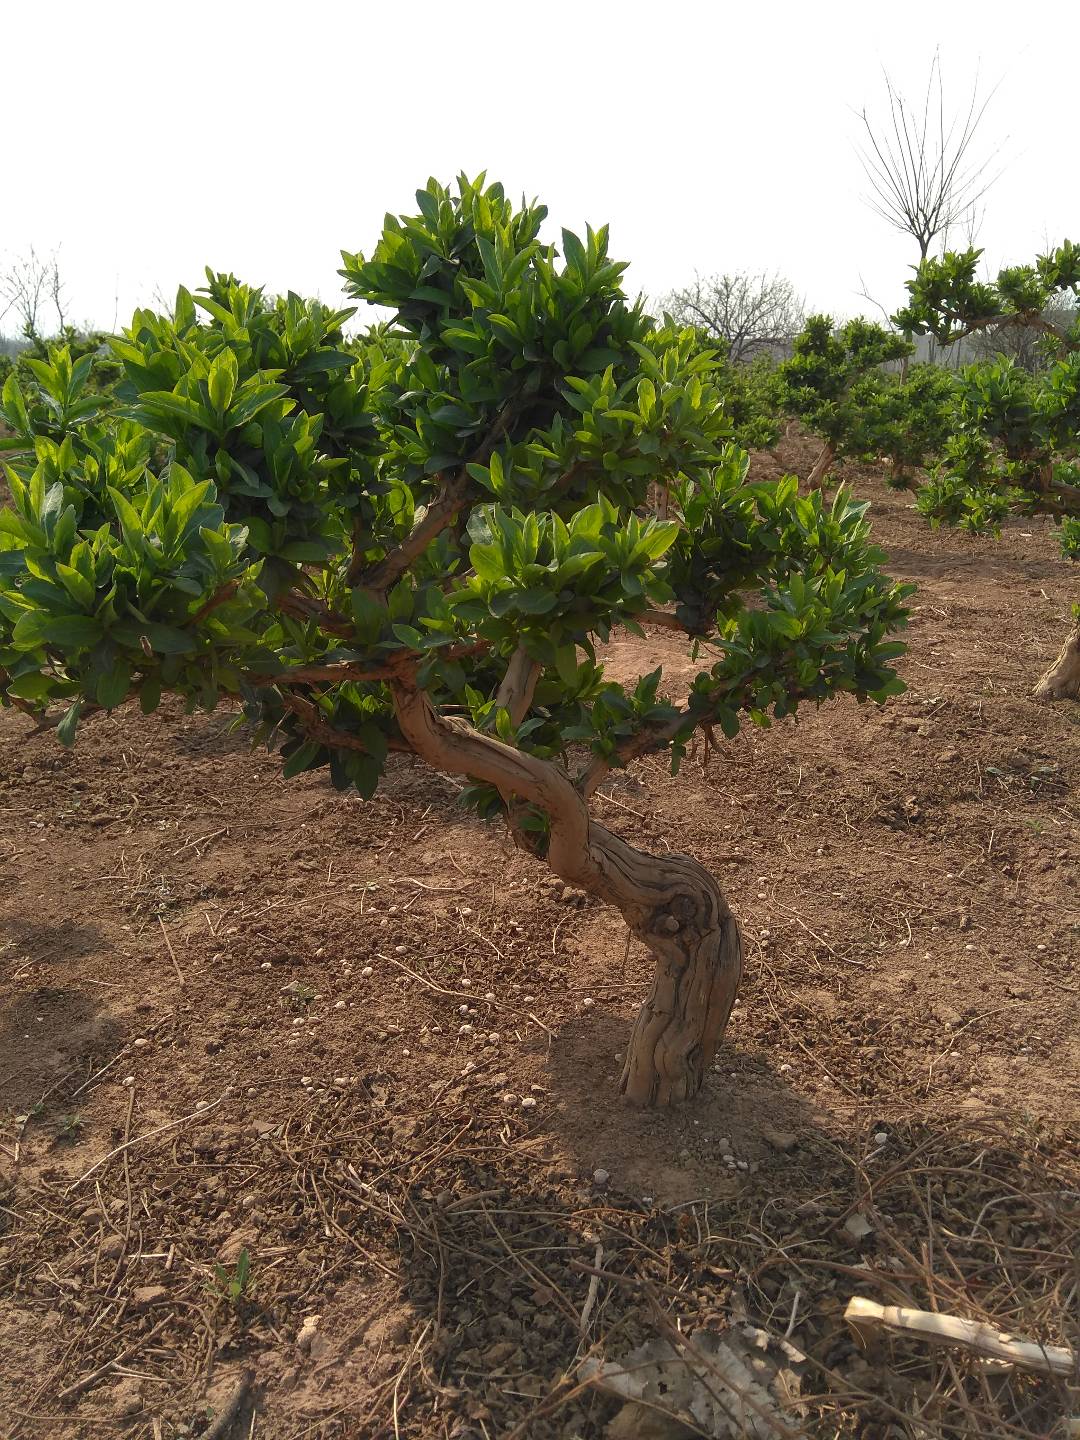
(1033, 624), (1080, 701)
(593, 829), (742, 1104)
(886, 457), (914, 490)
(807, 441), (836, 491)
(390, 675), (742, 1105)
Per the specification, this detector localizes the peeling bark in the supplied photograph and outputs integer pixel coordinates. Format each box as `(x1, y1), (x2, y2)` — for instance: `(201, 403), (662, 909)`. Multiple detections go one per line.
(1033, 624), (1080, 701)
(390, 677), (742, 1105)
(806, 441), (836, 491)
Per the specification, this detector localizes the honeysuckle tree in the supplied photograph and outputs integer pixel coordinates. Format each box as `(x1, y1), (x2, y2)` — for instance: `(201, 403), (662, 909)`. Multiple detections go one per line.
(0, 176), (911, 1104)
(776, 316), (911, 488)
(897, 244), (1080, 699)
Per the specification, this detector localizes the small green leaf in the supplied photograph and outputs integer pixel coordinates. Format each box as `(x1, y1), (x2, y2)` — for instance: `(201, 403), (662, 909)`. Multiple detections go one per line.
(56, 700), (82, 747)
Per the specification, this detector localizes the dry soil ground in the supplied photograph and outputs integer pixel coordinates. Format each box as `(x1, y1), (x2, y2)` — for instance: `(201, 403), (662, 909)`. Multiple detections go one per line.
(1, 438), (1077, 1439)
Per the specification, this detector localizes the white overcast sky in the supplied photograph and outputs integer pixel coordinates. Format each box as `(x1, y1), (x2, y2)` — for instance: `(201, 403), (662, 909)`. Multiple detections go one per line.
(2, 0), (1075, 336)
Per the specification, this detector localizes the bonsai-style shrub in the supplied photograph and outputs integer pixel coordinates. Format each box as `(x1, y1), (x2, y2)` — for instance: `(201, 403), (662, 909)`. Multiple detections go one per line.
(869, 363), (958, 489)
(776, 316), (911, 488)
(645, 324), (784, 517)
(0, 176), (910, 1104)
(898, 244), (1080, 699)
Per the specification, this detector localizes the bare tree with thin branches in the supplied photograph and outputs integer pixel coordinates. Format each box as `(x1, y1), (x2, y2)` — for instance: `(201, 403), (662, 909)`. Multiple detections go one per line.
(857, 52), (1003, 264)
(660, 272), (805, 362)
(0, 247), (68, 340)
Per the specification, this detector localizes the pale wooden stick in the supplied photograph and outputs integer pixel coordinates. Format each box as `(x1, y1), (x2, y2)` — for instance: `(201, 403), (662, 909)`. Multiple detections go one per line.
(845, 1297), (1076, 1378)
(158, 914), (185, 984)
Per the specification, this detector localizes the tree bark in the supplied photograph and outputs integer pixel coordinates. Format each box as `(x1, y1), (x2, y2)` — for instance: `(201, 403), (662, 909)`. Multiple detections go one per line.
(599, 832), (742, 1105)
(886, 457), (913, 490)
(806, 441), (836, 491)
(1033, 624), (1080, 701)
(390, 676), (742, 1105)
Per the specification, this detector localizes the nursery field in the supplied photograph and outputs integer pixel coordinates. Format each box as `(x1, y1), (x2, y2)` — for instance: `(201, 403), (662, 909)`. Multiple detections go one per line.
(1, 438), (1078, 1438)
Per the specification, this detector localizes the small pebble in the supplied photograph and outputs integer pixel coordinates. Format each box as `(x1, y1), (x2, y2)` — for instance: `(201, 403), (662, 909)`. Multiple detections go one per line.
(460, 977), (472, 987)
(520, 1096), (538, 1110)
(332, 1076), (349, 1088)
(593, 1168), (610, 1187)
(334, 1000), (346, 1010)
(360, 966), (373, 978)
(459, 1024), (474, 1035)
(874, 1132), (889, 1146)
(736, 1160), (749, 1171)
(459, 907), (474, 918)
(523, 995), (536, 1005)
(459, 1005), (470, 1015)
(484, 992), (496, 1003)
(779, 1063), (792, 1074)
(394, 945), (406, 955)
(301, 1075), (313, 1086)
(241, 1194), (257, 1208)
(194, 1100), (209, 1110)
(402, 1048), (411, 1057)
(582, 997), (594, 1009)
(486, 1033), (500, 1045)
(502, 1092), (517, 1105)
(121, 1075), (135, 1087)
(260, 962), (272, 970)
(132, 1037), (150, 1049)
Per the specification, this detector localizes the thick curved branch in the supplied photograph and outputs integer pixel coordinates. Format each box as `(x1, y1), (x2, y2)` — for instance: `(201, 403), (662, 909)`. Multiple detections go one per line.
(350, 399), (520, 591)
(250, 640), (491, 691)
(390, 672), (742, 1105)
(391, 669), (590, 879)
(634, 608), (692, 633)
(577, 705), (697, 801)
(493, 643), (541, 727)
(191, 581), (239, 623)
(275, 593), (354, 637)
(279, 689), (412, 755)
(350, 471), (471, 590)
(931, 308), (1075, 352)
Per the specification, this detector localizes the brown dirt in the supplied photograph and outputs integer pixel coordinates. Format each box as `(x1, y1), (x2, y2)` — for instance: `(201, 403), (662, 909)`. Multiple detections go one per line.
(1, 438), (1077, 1439)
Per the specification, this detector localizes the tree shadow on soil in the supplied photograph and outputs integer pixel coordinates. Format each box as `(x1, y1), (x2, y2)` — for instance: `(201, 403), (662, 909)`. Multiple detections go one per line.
(0, 974), (122, 1114)
(377, 1036), (1077, 1440)
(383, 1049), (1078, 1440)
(2, 915), (103, 965)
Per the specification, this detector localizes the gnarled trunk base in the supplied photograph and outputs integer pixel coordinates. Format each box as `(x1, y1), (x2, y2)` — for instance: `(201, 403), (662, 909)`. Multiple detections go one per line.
(611, 843), (743, 1106)
(1033, 625), (1080, 701)
(389, 677), (743, 1106)
(580, 825), (742, 1105)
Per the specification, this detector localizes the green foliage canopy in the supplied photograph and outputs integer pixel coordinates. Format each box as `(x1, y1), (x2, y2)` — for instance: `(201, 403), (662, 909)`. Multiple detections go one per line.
(896, 245), (1080, 552)
(0, 176), (910, 815)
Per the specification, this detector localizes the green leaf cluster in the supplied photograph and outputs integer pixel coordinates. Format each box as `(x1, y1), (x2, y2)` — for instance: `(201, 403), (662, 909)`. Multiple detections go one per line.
(1, 176), (911, 803)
